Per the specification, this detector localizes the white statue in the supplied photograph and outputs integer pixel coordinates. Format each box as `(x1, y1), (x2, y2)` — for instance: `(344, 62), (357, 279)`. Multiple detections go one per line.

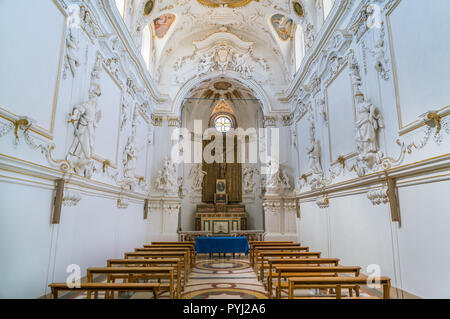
(243, 166), (257, 193)
(122, 135), (137, 180)
(156, 158), (179, 194)
(280, 169), (291, 189)
(355, 93), (384, 155)
(349, 59), (362, 90)
(265, 160), (291, 193)
(191, 164), (207, 191)
(65, 29), (80, 78)
(351, 93), (385, 176)
(306, 124), (323, 175)
(198, 50), (216, 74)
(66, 89), (101, 177)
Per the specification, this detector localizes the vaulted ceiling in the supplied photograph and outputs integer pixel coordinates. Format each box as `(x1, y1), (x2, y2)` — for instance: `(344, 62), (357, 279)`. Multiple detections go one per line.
(123, 0), (321, 108)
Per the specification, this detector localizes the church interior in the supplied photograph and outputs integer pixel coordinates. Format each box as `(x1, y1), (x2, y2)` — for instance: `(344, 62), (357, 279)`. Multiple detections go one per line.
(0, 0), (449, 300)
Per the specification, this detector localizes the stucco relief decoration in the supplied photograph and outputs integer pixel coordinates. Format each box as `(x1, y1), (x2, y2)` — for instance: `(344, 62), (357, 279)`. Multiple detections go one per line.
(369, 21), (390, 80)
(243, 165), (258, 193)
(62, 191), (82, 207)
(381, 112), (450, 170)
(350, 91), (385, 177)
(174, 28), (270, 83)
(66, 54), (103, 178)
(197, 0), (257, 8)
(307, 119), (324, 189)
(63, 28), (80, 80)
(156, 158), (179, 194)
(265, 162), (291, 195)
(120, 122), (139, 191)
(367, 186), (388, 205)
(0, 116), (70, 171)
(315, 91), (327, 122)
(190, 163), (207, 192)
(315, 195), (329, 209)
(304, 23), (316, 51)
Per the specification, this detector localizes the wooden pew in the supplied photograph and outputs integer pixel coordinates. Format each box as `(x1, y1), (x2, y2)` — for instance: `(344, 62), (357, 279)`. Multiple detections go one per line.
(49, 282), (160, 299)
(124, 251), (189, 285)
(270, 266), (361, 299)
(107, 258), (182, 298)
(257, 251), (322, 282)
(135, 247), (192, 266)
(250, 243), (299, 267)
(267, 257), (340, 290)
(143, 244), (196, 264)
(86, 267), (175, 299)
(287, 276), (391, 299)
(253, 246), (309, 268)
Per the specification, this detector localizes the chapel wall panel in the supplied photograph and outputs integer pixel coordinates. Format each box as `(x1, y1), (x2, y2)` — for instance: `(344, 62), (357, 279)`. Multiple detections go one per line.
(0, 0), (66, 136)
(387, 0), (450, 130)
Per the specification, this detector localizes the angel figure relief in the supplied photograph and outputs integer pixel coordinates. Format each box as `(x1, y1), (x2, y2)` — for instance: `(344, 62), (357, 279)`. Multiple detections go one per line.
(66, 89), (102, 178)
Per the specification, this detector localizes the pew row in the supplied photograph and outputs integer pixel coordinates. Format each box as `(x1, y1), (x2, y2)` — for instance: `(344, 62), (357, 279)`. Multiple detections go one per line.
(48, 283), (160, 299)
(270, 266), (361, 299)
(107, 258), (182, 297)
(287, 276), (391, 299)
(86, 267), (175, 299)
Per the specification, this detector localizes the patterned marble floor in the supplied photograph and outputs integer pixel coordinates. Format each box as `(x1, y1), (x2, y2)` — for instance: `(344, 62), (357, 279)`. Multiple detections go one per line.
(56, 254), (383, 299)
(179, 254), (269, 299)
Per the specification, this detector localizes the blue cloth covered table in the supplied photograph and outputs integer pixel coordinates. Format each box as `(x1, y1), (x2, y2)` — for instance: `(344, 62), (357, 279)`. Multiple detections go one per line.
(195, 237), (249, 255)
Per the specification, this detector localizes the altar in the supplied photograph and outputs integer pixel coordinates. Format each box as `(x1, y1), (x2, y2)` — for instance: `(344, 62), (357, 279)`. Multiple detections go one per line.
(195, 203), (247, 233)
(193, 134), (248, 234)
(195, 237), (249, 255)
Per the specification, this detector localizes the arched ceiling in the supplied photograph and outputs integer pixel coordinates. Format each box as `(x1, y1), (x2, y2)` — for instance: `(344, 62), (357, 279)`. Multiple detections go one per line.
(181, 77), (263, 129)
(125, 0), (320, 111)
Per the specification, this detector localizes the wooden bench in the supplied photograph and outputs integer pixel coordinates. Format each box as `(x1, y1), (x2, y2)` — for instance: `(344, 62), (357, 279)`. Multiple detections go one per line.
(124, 251), (189, 285)
(253, 246), (309, 268)
(256, 251), (321, 282)
(249, 241), (295, 261)
(270, 266), (361, 299)
(86, 267), (175, 299)
(287, 276), (391, 299)
(143, 245), (196, 264)
(49, 283), (160, 299)
(267, 258), (340, 288)
(250, 243), (300, 267)
(135, 247), (192, 266)
(107, 258), (182, 298)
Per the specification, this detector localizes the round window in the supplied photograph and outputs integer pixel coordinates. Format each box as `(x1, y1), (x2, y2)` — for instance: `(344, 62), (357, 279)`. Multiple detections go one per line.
(214, 116), (233, 133)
